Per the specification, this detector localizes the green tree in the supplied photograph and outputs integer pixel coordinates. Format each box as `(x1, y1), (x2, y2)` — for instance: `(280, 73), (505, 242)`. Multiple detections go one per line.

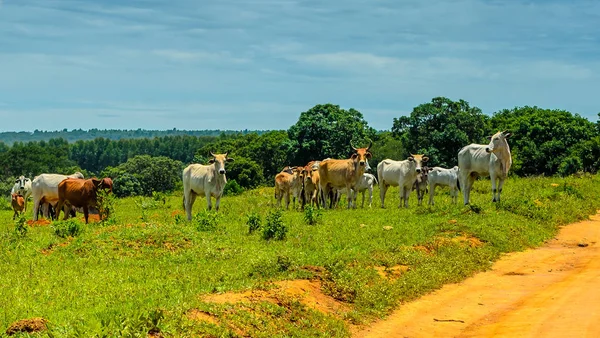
(491, 106), (597, 176)
(392, 97), (490, 167)
(287, 104), (376, 165)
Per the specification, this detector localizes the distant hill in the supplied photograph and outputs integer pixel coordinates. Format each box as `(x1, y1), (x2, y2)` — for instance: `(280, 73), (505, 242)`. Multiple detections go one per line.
(0, 128), (268, 144)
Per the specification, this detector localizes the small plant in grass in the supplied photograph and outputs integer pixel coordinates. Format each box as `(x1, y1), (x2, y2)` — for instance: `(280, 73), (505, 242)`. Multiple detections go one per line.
(246, 212), (262, 234)
(224, 179), (244, 196)
(52, 219), (83, 238)
(14, 214), (28, 237)
(195, 210), (221, 231)
(135, 197), (159, 221)
(262, 209), (287, 241)
(174, 213), (185, 225)
(152, 191), (167, 204)
(97, 189), (117, 224)
(303, 205), (322, 225)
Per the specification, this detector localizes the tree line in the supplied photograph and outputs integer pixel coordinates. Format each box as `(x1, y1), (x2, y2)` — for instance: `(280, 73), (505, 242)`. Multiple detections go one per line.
(1, 97), (599, 197)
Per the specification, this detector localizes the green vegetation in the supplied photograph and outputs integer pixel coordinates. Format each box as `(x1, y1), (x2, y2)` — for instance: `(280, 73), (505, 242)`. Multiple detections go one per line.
(1, 175), (599, 337)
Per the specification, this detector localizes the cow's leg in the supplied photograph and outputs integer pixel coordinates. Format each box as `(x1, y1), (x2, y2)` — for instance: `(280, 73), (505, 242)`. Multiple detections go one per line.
(460, 173), (471, 205)
(398, 184), (404, 208)
(284, 191), (290, 209)
(215, 195), (221, 211)
(184, 190), (193, 220)
(368, 187), (373, 208)
(490, 173), (498, 202)
(82, 205), (89, 224)
(497, 177), (506, 202)
(403, 186), (410, 208)
(55, 200), (63, 221)
(32, 198), (40, 221)
(380, 183), (388, 208)
(429, 183), (435, 205)
(205, 192), (212, 210)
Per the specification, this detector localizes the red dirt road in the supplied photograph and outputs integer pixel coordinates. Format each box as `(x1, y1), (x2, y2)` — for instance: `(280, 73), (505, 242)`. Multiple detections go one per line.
(356, 213), (600, 338)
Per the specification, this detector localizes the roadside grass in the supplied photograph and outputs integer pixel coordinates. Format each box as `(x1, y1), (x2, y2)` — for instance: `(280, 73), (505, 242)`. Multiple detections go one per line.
(1, 175), (599, 336)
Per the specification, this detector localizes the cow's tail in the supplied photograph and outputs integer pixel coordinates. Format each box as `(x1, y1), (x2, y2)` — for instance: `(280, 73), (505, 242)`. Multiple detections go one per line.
(371, 173), (379, 185)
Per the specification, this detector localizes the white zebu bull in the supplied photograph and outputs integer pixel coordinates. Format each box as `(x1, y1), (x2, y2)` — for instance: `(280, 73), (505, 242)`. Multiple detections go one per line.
(334, 173), (378, 208)
(458, 131), (512, 204)
(183, 152), (234, 220)
(378, 154), (429, 208)
(11, 175), (32, 211)
(428, 166), (460, 205)
(32, 172), (85, 220)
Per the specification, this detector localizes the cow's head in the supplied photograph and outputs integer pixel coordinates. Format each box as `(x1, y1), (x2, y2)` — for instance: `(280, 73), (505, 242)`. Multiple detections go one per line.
(281, 166), (294, 174)
(91, 178), (102, 188)
(11, 193), (19, 201)
(486, 131), (512, 153)
(99, 177), (113, 193)
(209, 152), (235, 175)
(407, 154), (429, 173)
(350, 141), (373, 167)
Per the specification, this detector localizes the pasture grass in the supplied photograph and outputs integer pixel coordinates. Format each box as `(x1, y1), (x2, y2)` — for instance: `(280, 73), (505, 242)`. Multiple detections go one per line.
(1, 175), (600, 337)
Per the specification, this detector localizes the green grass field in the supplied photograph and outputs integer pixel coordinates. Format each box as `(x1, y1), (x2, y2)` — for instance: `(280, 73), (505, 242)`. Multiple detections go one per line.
(2, 175), (600, 337)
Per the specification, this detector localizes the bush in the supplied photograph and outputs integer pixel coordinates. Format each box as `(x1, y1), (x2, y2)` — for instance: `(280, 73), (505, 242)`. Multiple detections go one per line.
(112, 173), (143, 197)
(195, 210), (221, 232)
(303, 205), (322, 225)
(14, 214), (28, 237)
(246, 212), (262, 234)
(262, 209), (287, 241)
(97, 189), (117, 223)
(52, 219), (83, 238)
(224, 179), (244, 196)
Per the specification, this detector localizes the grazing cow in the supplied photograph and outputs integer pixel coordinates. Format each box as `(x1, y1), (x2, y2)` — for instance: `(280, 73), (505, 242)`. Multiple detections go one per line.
(31, 172), (84, 220)
(412, 167), (429, 206)
(428, 166), (460, 205)
(11, 193), (24, 220)
(318, 142), (373, 209)
(11, 176), (32, 211)
(378, 154), (429, 208)
(100, 177), (113, 193)
(301, 164), (321, 208)
(182, 152), (234, 220)
(55, 178), (103, 224)
(274, 167), (302, 209)
(334, 173), (378, 208)
(458, 131), (512, 204)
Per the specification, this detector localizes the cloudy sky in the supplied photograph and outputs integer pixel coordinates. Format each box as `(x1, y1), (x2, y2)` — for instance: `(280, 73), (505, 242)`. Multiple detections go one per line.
(0, 0), (598, 132)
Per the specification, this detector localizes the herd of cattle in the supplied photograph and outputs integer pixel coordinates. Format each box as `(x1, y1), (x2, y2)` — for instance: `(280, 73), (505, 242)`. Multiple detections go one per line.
(7, 131), (511, 222)
(182, 131), (512, 216)
(10, 173), (113, 223)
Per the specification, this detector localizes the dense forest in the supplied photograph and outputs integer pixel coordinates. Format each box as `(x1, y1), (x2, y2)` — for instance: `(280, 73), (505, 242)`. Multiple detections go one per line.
(1, 97), (599, 197)
(0, 129), (266, 145)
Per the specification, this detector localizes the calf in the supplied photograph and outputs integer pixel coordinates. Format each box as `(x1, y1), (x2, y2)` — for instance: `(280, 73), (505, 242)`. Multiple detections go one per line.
(274, 167), (302, 209)
(11, 193), (24, 220)
(11, 176), (32, 211)
(334, 173), (378, 208)
(55, 178), (103, 224)
(428, 166), (460, 205)
(412, 166), (429, 206)
(302, 164), (321, 208)
(378, 154), (429, 208)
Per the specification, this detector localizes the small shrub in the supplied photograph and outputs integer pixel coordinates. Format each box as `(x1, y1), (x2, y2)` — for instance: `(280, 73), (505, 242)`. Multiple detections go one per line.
(303, 205), (322, 225)
(224, 179), (244, 196)
(135, 197), (159, 221)
(52, 219), (83, 238)
(195, 210), (221, 232)
(174, 214), (185, 225)
(246, 212), (262, 234)
(262, 209), (287, 241)
(152, 191), (167, 204)
(97, 189), (117, 224)
(14, 214), (28, 237)
(276, 255), (293, 272)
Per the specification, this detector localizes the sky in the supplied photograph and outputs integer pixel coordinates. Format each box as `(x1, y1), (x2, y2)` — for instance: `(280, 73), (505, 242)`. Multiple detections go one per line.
(0, 0), (599, 132)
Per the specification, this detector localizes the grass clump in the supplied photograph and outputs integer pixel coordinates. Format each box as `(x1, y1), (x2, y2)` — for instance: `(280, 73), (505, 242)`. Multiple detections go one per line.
(262, 209), (287, 240)
(246, 211), (262, 234)
(194, 210), (221, 232)
(52, 219), (84, 238)
(304, 205), (322, 225)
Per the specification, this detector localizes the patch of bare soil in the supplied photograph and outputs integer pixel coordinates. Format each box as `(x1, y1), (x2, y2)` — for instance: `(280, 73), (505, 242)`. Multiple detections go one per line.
(199, 279), (350, 316)
(26, 219), (51, 227)
(6, 317), (48, 335)
(186, 309), (219, 325)
(355, 213), (600, 338)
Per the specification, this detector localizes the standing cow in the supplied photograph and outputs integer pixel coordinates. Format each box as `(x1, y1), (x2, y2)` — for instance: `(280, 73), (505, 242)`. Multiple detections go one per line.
(458, 131), (512, 204)
(318, 142), (372, 209)
(31, 172), (84, 220)
(274, 167), (302, 209)
(11, 193), (25, 220)
(412, 167), (429, 206)
(334, 173), (378, 208)
(378, 154), (429, 208)
(428, 166), (460, 205)
(301, 164), (321, 208)
(182, 152), (234, 220)
(55, 178), (103, 224)
(11, 176), (32, 211)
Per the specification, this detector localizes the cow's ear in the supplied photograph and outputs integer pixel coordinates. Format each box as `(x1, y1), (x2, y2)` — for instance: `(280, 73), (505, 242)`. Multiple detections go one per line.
(422, 156), (429, 162)
(428, 167), (434, 172)
(503, 132), (512, 138)
(366, 152), (372, 159)
(92, 178), (102, 187)
(226, 158), (234, 162)
(487, 135), (493, 140)
(408, 156), (414, 162)
(208, 159), (215, 164)
(351, 153), (358, 159)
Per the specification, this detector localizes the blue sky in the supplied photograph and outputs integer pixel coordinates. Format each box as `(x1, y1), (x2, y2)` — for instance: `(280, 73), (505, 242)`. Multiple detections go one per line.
(0, 0), (598, 132)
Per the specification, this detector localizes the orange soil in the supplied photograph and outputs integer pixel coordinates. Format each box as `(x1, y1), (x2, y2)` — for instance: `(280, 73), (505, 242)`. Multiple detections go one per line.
(356, 213), (600, 338)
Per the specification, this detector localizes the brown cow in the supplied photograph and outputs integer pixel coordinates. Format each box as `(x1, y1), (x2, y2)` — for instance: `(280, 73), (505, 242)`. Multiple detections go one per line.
(301, 162), (321, 208)
(318, 142), (373, 209)
(55, 178), (103, 224)
(100, 177), (113, 193)
(11, 193), (25, 220)
(274, 167), (302, 209)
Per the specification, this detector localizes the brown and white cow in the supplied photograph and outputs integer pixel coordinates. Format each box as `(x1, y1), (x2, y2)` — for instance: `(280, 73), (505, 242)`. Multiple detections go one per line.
(182, 152), (234, 220)
(274, 166), (302, 209)
(318, 142), (373, 209)
(378, 154), (429, 208)
(55, 177), (104, 224)
(11, 193), (25, 220)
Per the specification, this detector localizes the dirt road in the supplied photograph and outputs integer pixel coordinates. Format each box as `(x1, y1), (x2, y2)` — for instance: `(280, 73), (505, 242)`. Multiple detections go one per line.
(356, 213), (600, 338)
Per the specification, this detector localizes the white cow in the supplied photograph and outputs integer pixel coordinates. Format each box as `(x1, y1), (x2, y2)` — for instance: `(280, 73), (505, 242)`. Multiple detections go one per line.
(428, 166), (460, 205)
(458, 131), (512, 204)
(183, 152), (234, 220)
(334, 173), (378, 208)
(378, 154), (429, 208)
(11, 175), (32, 211)
(32, 172), (85, 220)
(412, 168), (429, 206)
